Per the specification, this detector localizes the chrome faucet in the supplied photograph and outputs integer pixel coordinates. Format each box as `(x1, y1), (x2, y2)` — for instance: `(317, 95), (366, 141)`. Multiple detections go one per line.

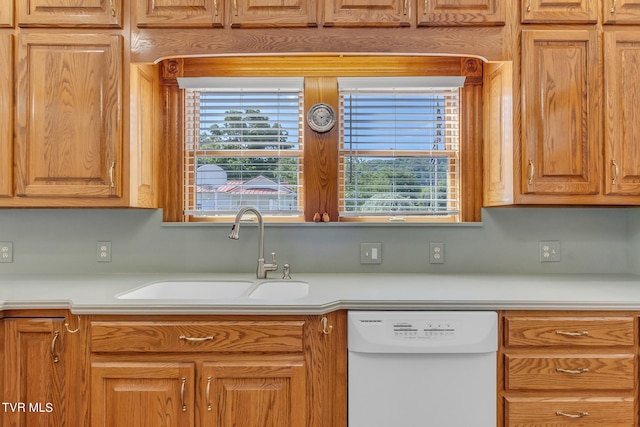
(228, 206), (278, 279)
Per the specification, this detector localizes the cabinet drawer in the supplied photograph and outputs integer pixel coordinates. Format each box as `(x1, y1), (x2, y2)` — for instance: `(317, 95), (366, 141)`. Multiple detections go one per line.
(90, 320), (305, 353)
(506, 355), (635, 390)
(504, 316), (635, 347)
(505, 397), (635, 426)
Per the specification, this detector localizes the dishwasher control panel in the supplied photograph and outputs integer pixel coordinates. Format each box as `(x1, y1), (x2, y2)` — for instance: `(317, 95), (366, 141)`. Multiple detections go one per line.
(348, 311), (498, 354)
(392, 319), (458, 340)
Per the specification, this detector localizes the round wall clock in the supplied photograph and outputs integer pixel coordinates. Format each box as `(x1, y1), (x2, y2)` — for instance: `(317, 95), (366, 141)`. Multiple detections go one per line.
(307, 103), (336, 133)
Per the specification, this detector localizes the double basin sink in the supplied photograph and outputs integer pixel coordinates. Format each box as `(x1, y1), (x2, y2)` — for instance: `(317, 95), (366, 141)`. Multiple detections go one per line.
(117, 279), (309, 301)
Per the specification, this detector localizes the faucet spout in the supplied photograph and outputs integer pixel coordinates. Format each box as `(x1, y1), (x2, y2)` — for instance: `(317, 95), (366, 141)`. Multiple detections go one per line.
(228, 206), (277, 279)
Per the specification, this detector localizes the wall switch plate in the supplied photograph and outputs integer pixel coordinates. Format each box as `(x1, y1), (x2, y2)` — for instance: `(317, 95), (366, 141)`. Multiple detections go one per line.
(0, 241), (13, 263)
(430, 242), (445, 264)
(97, 241), (112, 263)
(360, 243), (382, 264)
(539, 240), (560, 262)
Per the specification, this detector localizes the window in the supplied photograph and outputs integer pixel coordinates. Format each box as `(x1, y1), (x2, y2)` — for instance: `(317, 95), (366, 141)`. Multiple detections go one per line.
(164, 55), (484, 223)
(338, 77), (464, 221)
(181, 78), (304, 220)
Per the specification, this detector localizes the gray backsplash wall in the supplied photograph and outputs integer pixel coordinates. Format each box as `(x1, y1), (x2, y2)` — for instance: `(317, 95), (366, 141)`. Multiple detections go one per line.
(0, 207), (632, 276)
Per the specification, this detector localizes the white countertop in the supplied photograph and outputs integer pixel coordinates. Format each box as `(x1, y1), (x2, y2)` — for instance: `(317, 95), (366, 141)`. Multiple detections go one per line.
(2, 273), (640, 314)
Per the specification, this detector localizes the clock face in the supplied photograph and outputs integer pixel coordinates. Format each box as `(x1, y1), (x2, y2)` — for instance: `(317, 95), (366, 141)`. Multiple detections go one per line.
(307, 103), (336, 133)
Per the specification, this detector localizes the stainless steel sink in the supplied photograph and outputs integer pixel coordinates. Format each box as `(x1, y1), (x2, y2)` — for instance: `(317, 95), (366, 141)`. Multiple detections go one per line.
(249, 281), (309, 300)
(117, 280), (254, 300)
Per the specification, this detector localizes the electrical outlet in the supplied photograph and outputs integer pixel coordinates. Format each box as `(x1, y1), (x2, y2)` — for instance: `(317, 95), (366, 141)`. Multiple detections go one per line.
(360, 243), (382, 264)
(97, 241), (112, 263)
(430, 242), (445, 264)
(0, 241), (13, 263)
(539, 240), (560, 262)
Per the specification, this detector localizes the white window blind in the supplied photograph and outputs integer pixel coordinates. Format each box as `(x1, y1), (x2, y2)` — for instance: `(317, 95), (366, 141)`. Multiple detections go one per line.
(182, 78), (304, 218)
(338, 77), (463, 220)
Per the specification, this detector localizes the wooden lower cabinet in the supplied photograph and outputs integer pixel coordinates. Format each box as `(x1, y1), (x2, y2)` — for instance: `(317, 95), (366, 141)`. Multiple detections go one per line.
(202, 356), (306, 427)
(91, 362), (194, 427)
(88, 313), (345, 427)
(2, 313), (90, 427)
(501, 312), (638, 427)
(505, 397), (635, 426)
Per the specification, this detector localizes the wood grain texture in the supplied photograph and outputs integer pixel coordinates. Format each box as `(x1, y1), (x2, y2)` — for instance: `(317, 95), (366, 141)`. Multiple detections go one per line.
(418, 0), (505, 26)
(130, 63), (161, 207)
(505, 397), (635, 426)
(505, 316), (636, 347)
(604, 0), (640, 24)
(0, 0), (12, 26)
(521, 30), (601, 197)
(0, 35), (12, 197)
(202, 356), (306, 427)
(90, 320), (306, 353)
(303, 77), (339, 222)
(506, 355), (636, 390)
(17, 0), (123, 27)
(4, 318), (68, 427)
(15, 33), (124, 200)
(131, 26), (506, 62)
(521, 0), (598, 23)
(603, 31), (640, 196)
(90, 362), (195, 427)
(483, 61), (514, 206)
(136, 0), (224, 27)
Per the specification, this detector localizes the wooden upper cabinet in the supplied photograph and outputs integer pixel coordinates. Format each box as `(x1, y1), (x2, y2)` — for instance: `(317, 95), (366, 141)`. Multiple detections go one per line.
(323, 0), (411, 27)
(231, 0), (317, 27)
(0, 0), (13, 26)
(522, 0), (598, 23)
(17, 0), (122, 27)
(0, 35), (11, 198)
(521, 30), (601, 197)
(603, 31), (640, 196)
(136, 0), (223, 27)
(418, 0), (505, 26)
(15, 33), (123, 202)
(604, 0), (640, 23)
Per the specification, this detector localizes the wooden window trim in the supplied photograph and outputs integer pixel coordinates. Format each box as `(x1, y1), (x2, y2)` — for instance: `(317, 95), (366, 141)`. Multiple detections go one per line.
(159, 55), (483, 223)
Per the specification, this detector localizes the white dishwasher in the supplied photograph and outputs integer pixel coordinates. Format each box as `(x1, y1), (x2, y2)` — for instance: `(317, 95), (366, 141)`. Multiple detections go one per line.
(348, 311), (498, 427)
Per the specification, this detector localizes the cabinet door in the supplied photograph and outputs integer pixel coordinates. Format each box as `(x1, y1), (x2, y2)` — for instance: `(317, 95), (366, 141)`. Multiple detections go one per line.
(4, 318), (66, 427)
(202, 356), (306, 427)
(604, 31), (640, 196)
(15, 33), (123, 201)
(0, 0), (12, 27)
(604, 0), (640, 24)
(136, 0), (223, 27)
(522, 0), (597, 23)
(521, 30), (600, 197)
(323, 0), (410, 27)
(418, 0), (504, 26)
(0, 35), (11, 198)
(231, 0), (317, 27)
(91, 362), (195, 427)
(17, 0), (122, 27)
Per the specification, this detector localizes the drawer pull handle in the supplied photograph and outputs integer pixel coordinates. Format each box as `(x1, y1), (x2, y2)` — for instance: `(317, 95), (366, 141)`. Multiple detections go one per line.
(556, 367), (589, 374)
(555, 330), (589, 337)
(180, 377), (187, 412)
(179, 335), (214, 342)
(206, 376), (212, 411)
(556, 411), (588, 419)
